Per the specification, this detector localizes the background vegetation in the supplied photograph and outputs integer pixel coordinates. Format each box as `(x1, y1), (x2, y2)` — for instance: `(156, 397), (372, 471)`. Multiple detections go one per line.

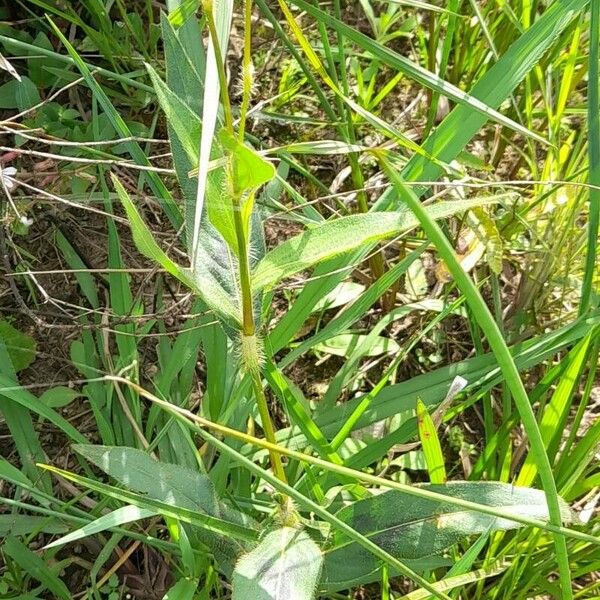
(0, 0), (599, 598)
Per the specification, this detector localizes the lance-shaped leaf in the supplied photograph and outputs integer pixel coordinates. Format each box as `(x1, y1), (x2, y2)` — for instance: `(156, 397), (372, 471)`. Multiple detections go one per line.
(417, 398), (446, 484)
(232, 527), (323, 600)
(321, 482), (574, 591)
(112, 174), (241, 329)
(74, 445), (257, 573)
(44, 505), (157, 549)
(252, 194), (515, 290)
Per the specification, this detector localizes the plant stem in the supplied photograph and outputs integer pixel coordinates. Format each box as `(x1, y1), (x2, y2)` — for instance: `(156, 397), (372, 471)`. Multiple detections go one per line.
(378, 154), (573, 600)
(113, 375), (600, 548)
(232, 206), (255, 336)
(232, 194), (287, 484)
(238, 0), (253, 141)
(251, 376), (288, 483)
(581, 0), (600, 314)
(204, 1), (234, 134)
(204, 0), (286, 485)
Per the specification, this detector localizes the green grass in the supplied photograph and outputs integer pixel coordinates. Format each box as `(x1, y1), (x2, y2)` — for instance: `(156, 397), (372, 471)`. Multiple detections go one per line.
(0, 1), (599, 599)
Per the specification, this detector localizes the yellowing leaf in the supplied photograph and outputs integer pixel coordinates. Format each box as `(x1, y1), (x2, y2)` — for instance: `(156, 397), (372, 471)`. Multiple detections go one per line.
(416, 398), (446, 484)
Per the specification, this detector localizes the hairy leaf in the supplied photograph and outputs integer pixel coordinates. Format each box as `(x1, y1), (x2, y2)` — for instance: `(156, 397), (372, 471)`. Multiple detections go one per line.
(232, 527), (323, 600)
(253, 195), (514, 290)
(74, 445), (257, 573)
(321, 482), (574, 590)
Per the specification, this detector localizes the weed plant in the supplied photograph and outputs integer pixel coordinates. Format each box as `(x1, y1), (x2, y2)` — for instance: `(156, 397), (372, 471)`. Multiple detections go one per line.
(0, 1), (599, 599)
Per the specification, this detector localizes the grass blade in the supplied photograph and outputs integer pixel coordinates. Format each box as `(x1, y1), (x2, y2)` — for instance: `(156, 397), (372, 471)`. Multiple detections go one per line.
(378, 155), (574, 599)
(581, 0), (600, 312)
(417, 398), (446, 484)
(287, 0), (547, 145)
(44, 505), (157, 549)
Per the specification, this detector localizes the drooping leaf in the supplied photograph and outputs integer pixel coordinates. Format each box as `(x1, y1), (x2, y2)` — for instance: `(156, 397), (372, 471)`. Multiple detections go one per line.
(321, 482), (574, 590)
(232, 527), (323, 600)
(74, 445), (218, 514)
(0, 320), (36, 372)
(41, 462), (257, 545)
(252, 195), (515, 290)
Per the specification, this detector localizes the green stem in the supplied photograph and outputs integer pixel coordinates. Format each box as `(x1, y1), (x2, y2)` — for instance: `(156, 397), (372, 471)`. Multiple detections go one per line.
(581, 0), (600, 314)
(116, 376), (600, 548)
(203, 0), (285, 484)
(232, 198), (286, 483)
(378, 155), (573, 599)
(251, 375), (288, 483)
(238, 0), (253, 141)
(232, 205), (255, 336)
(204, 1), (234, 134)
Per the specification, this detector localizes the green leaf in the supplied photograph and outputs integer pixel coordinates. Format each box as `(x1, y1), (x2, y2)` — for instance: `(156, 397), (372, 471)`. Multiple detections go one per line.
(0, 373), (87, 445)
(0, 320), (36, 372)
(162, 577), (199, 600)
(312, 281), (365, 312)
(27, 32), (62, 87)
(322, 482), (573, 590)
(41, 461), (257, 545)
(219, 129), (276, 194)
(146, 63), (200, 165)
(320, 557), (451, 593)
(0, 515), (67, 537)
(315, 333), (400, 358)
(252, 195), (514, 290)
(73, 445), (221, 514)
(45, 505), (157, 549)
(73, 444), (258, 573)
(112, 174), (241, 328)
(161, 11), (206, 249)
(39, 386), (81, 408)
(3, 537), (70, 600)
(168, 0), (200, 27)
(416, 398), (446, 484)
(232, 527), (323, 600)
(0, 76), (40, 110)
